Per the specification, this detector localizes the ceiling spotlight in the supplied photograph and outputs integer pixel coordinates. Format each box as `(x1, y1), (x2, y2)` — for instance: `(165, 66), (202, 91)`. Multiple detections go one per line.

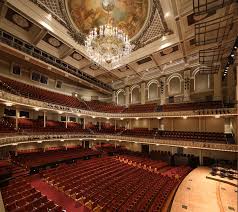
(157, 117), (162, 120)
(92, 116), (96, 119)
(58, 111), (63, 114)
(135, 117), (139, 120)
(214, 115), (220, 119)
(106, 117), (110, 120)
(183, 116), (188, 119)
(120, 118), (124, 120)
(234, 46), (237, 49)
(231, 54), (234, 57)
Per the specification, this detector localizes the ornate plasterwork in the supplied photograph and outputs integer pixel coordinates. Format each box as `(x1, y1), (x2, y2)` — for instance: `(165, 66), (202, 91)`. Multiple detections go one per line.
(29, 0), (171, 51)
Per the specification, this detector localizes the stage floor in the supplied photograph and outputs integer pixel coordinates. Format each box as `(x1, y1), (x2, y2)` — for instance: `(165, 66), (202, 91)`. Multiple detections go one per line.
(171, 166), (238, 212)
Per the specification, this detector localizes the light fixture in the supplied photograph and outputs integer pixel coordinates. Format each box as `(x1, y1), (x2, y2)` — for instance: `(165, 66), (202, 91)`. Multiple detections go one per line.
(5, 102), (13, 107)
(60, 139), (64, 142)
(214, 115), (220, 119)
(135, 117), (139, 120)
(183, 116), (188, 119)
(157, 117), (162, 120)
(85, 0), (132, 68)
(156, 144), (159, 146)
(120, 118), (124, 120)
(106, 117), (110, 120)
(34, 107), (40, 111)
(92, 116), (96, 119)
(58, 111), (63, 114)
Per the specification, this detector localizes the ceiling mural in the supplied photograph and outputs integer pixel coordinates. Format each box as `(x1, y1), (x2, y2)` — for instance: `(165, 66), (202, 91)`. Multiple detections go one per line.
(30, 0), (171, 50)
(66, 0), (149, 39)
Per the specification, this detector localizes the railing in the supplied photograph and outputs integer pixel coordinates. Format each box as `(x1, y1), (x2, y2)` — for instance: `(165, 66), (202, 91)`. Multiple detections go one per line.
(0, 132), (237, 152)
(0, 89), (237, 118)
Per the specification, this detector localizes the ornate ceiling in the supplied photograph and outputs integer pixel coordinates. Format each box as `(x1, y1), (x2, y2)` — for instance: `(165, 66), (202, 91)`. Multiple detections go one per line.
(0, 0), (237, 92)
(31, 0), (171, 50)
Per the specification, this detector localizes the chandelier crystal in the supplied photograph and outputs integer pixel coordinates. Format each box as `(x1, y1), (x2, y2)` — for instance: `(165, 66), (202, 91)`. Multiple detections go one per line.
(85, 0), (132, 68)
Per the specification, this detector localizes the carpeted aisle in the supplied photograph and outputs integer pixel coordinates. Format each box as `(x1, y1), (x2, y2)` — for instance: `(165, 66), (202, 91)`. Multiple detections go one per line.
(30, 176), (91, 212)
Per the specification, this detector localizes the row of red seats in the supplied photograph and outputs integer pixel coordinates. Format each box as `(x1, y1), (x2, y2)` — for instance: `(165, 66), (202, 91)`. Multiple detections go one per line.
(42, 156), (182, 211)
(84, 100), (125, 113)
(1, 177), (63, 212)
(124, 103), (158, 113)
(0, 75), (87, 109)
(11, 148), (100, 168)
(160, 101), (223, 112)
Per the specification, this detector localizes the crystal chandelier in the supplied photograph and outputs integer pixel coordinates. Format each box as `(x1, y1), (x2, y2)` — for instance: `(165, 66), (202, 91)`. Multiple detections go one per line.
(85, 0), (132, 68)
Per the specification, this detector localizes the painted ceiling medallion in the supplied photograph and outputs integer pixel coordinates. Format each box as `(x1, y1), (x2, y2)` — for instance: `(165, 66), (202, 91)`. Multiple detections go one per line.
(12, 14), (29, 28)
(72, 52), (83, 60)
(66, 0), (149, 39)
(48, 37), (61, 47)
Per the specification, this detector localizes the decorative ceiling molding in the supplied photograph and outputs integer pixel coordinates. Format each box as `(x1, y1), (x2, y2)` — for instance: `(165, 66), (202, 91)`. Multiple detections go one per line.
(29, 0), (172, 51)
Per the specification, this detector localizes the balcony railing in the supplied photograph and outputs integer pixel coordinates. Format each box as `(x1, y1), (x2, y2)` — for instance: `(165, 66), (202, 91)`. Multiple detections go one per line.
(0, 132), (237, 152)
(0, 89), (237, 118)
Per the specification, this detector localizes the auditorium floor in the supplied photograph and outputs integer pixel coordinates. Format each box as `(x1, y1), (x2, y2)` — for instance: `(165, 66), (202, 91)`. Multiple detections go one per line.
(171, 166), (238, 212)
(30, 175), (91, 212)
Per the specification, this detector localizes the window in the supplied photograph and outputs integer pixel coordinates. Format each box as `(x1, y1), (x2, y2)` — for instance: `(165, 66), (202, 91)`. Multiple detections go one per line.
(61, 116), (66, 121)
(40, 75), (48, 84)
(69, 117), (76, 122)
(31, 72), (40, 82)
(20, 111), (29, 118)
(12, 64), (21, 75)
(56, 80), (62, 89)
(4, 108), (16, 116)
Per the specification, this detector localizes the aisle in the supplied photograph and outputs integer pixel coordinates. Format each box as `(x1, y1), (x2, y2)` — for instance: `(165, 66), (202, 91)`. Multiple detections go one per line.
(31, 176), (90, 212)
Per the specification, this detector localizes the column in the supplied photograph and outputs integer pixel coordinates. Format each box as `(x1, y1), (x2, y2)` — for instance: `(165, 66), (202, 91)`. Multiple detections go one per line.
(183, 70), (191, 101)
(112, 91), (116, 103)
(141, 82), (146, 104)
(171, 119), (174, 131)
(160, 77), (166, 105)
(83, 118), (86, 129)
(65, 115), (68, 128)
(15, 108), (19, 130)
(99, 120), (101, 130)
(199, 149), (203, 166)
(115, 120), (117, 131)
(227, 67), (234, 103)
(114, 141), (117, 149)
(198, 117), (202, 132)
(213, 70), (222, 101)
(125, 87), (130, 106)
(236, 62), (238, 104)
(43, 111), (46, 128)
